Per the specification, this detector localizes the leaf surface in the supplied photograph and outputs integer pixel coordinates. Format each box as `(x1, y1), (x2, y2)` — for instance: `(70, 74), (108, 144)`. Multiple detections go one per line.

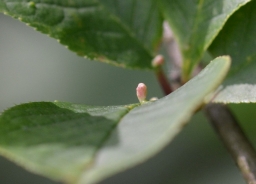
(0, 0), (162, 69)
(0, 57), (230, 184)
(209, 0), (256, 103)
(158, 0), (250, 80)
(0, 102), (132, 183)
(78, 57), (231, 184)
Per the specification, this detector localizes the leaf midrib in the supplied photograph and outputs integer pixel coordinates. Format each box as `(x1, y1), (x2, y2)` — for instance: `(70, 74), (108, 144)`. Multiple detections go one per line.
(76, 104), (138, 180)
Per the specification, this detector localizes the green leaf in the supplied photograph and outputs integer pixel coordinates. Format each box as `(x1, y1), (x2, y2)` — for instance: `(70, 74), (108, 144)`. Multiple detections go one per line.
(78, 56), (231, 184)
(0, 0), (162, 69)
(209, 0), (256, 103)
(158, 0), (250, 81)
(0, 102), (133, 183)
(0, 57), (230, 184)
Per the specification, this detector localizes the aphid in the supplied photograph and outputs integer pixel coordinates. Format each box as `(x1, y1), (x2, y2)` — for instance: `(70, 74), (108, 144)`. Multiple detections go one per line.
(136, 83), (147, 103)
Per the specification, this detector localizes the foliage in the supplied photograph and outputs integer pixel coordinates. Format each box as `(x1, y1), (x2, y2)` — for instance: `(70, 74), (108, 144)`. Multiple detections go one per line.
(0, 0), (255, 184)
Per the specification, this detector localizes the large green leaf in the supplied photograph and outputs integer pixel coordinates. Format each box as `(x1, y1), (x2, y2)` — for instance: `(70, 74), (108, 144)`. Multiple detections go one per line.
(0, 102), (133, 183)
(158, 0), (250, 81)
(0, 0), (162, 69)
(209, 0), (256, 103)
(0, 57), (230, 184)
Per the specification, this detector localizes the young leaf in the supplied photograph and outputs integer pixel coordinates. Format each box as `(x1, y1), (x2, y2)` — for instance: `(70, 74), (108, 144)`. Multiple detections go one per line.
(0, 0), (162, 69)
(158, 0), (250, 81)
(209, 0), (256, 103)
(0, 57), (230, 184)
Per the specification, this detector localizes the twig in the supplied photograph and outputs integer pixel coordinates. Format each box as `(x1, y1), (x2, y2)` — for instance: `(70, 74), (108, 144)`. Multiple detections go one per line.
(162, 20), (256, 184)
(155, 67), (173, 95)
(205, 103), (256, 184)
(152, 22), (183, 95)
(152, 55), (173, 95)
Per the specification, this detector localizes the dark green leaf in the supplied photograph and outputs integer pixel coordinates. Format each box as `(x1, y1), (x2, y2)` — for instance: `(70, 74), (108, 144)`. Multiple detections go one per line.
(158, 0), (250, 80)
(78, 56), (231, 184)
(0, 0), (163, 69)
(0, 57), (230, 183)
(0, 102), (132, 183)
(209, 0), (256, 103)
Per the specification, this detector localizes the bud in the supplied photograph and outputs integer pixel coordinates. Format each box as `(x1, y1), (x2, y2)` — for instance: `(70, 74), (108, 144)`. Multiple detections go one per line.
(152, 55), (164, 68)
(136, 83), (147, 103)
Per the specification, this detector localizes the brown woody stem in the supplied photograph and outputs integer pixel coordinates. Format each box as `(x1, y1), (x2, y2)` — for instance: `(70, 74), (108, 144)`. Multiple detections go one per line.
(205, 103), (256, 184)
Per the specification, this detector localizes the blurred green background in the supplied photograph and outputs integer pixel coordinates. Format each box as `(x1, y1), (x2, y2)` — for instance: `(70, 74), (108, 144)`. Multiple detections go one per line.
(0, 14), (256, 184)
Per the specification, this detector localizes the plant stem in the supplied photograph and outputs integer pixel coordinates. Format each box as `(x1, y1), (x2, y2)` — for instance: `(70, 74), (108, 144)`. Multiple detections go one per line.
(155, 67), (173, 95)
(154, 22), (183, 95)
(163, 20), (256, 184)
(205, 103), (256, 184)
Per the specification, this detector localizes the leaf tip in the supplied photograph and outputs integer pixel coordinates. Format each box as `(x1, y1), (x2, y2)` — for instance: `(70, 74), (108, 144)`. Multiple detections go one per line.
(216, 55), (231, 62)
(221, 55), (232, 69)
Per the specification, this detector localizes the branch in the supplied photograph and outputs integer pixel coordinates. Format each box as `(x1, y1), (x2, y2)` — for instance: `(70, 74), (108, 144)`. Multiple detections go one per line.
(162, 20), (256, 184)
(205, 103), (256, 184)
(152, 55), (173, 95)
(155, 67), (173, 95)
(152, 22), (184, 95)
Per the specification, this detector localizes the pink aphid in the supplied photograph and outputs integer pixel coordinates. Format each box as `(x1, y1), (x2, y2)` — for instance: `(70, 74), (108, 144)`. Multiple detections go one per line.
(152, 55), (164, 68)
(136, 83), (147, 103)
